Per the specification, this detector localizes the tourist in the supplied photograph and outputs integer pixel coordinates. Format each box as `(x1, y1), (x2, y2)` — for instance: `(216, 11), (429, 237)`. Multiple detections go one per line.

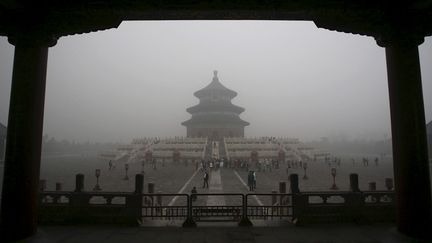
(252, 171), (257, 190)
(203, 171), (209, 188)
(248, 171), (254, 191)
(108, 160), (113, 170)
(191, 186), (197, 201)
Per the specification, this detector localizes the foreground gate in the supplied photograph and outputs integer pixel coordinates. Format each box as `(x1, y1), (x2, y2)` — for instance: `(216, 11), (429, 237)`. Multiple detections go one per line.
(246, 193), (293, 220)
(140, 193), (294, 226)
(191, 193), (243, 222)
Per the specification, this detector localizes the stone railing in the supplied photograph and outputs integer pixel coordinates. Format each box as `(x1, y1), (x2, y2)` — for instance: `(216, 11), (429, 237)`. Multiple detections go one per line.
(290, 174), (395, 224)
(38, 173), (395, 226)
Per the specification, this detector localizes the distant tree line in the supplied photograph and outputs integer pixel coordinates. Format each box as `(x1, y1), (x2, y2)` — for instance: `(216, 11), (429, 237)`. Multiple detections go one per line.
(306, 138), (392, 156)
(42, 135), (117, 154)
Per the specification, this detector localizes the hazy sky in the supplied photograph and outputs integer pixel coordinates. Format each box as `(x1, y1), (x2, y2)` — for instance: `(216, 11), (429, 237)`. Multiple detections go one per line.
(0, 21), (431, 143)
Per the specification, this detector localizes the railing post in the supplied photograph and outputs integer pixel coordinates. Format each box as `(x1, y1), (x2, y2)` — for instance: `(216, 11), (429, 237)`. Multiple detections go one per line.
(135, 174), (144, 194)
(148, 182), (154, 205)
(349, 174), (360, 192)
(70, 174), (87, 223)
(54, 182), (62, 203)
(238, 194), (252, 226)
(368, 182), (376, 191)
(74, 174), (84, 193)
(39, 179), (46, 204)
(290, 174), (305, 225)
(347, 173), (364, 223)
(182, 195), (196, 227)
(126, 174), (144, 225)
(289, 174), (300, 194)
(279, 182), (286, 205)
(39, 180), (46, 192)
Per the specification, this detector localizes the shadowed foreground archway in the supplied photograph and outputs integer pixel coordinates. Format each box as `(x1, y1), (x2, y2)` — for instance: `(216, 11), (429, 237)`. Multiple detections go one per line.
(0, 1), (431, 241)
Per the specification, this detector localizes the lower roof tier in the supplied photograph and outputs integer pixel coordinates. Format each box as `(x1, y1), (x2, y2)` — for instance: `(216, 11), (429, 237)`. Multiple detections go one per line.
(186, 102), (245, 114)
(182, 114), (249, 127)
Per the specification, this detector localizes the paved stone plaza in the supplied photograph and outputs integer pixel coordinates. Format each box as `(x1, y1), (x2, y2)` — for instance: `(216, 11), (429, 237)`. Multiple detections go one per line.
(3, 152), (430, 243)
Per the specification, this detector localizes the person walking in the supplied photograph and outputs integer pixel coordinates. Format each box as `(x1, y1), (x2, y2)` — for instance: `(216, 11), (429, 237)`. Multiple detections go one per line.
(248, 171), (254, 191)
(191, 186), (197, 201)
(252, 171), (257, 190)
(203, 171), (209, 188)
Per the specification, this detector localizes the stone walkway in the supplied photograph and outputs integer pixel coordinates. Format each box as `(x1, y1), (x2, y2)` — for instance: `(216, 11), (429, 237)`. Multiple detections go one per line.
(207, 169), (226, 206)
(233, 170), (263, 206)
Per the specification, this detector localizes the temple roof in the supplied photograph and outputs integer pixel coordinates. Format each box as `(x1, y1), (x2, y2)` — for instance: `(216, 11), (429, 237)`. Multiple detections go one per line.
(183, 71), (248, 127)
(182, 114), (250, 126)
(186, 102), (245, 114)
(194, 71), (237, 99)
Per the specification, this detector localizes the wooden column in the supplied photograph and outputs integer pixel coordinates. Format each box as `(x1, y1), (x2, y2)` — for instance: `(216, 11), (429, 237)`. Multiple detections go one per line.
(381, 37), (432, 239)
(0, 36), (56, 241)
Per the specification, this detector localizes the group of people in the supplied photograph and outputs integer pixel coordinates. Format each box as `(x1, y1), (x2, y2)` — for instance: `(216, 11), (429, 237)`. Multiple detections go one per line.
(189, 170), (209, 202)
(197, 158), (226, 171)
(360, 157), (379, 167)
(255, 159), (279, 172)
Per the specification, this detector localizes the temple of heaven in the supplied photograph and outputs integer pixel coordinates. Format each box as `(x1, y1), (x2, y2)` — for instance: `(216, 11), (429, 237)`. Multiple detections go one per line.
(182, 71), (249, 139)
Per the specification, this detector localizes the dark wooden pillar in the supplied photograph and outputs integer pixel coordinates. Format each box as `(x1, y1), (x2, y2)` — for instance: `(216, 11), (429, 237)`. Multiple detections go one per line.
(0, 36), (56, 241)
(381, 37), (432, 239)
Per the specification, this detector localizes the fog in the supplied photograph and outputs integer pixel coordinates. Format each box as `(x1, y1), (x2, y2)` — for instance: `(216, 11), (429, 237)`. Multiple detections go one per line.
(0, 21), (431, 143)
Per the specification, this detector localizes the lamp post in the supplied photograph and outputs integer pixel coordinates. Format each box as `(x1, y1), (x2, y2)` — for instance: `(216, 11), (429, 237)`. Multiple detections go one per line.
(303, 162), (308, 180)
(93, 169), (101, 191)
(124, 163), (129, 180)
(330, 168), (338, 190)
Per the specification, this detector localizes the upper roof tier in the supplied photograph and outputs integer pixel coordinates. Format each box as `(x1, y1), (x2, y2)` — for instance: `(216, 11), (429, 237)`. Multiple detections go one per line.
(194, 71), (237, 99)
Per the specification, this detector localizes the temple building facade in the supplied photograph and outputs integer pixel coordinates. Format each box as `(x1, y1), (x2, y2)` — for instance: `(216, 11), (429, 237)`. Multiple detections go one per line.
(182, 71), (249, 139)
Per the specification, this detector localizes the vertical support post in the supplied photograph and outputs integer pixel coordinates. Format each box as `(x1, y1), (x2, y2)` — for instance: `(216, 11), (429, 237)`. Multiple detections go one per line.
(39, 180), (46, 192)
(148, 182), (154, 206)
(135, 174), (144, 194)
(54, 182), (62, 203)
(349, 174), (360, 192)
(0, 40), (52, 241)
(384, 40), (432, 238)
(279, 182), (286, 205)
(182, 195), (197, 227)
(347, 174), (363, 222)
(290, 174), (305, 225)
(289, 174), (300, 193)
(69, 173), (87, 222)
(55, 182), (62, 192)
(75, 174), (84, 192)
(130, 174), (143, 225)
(238, 194), (252, 226)
(368, 182), (376, 191)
